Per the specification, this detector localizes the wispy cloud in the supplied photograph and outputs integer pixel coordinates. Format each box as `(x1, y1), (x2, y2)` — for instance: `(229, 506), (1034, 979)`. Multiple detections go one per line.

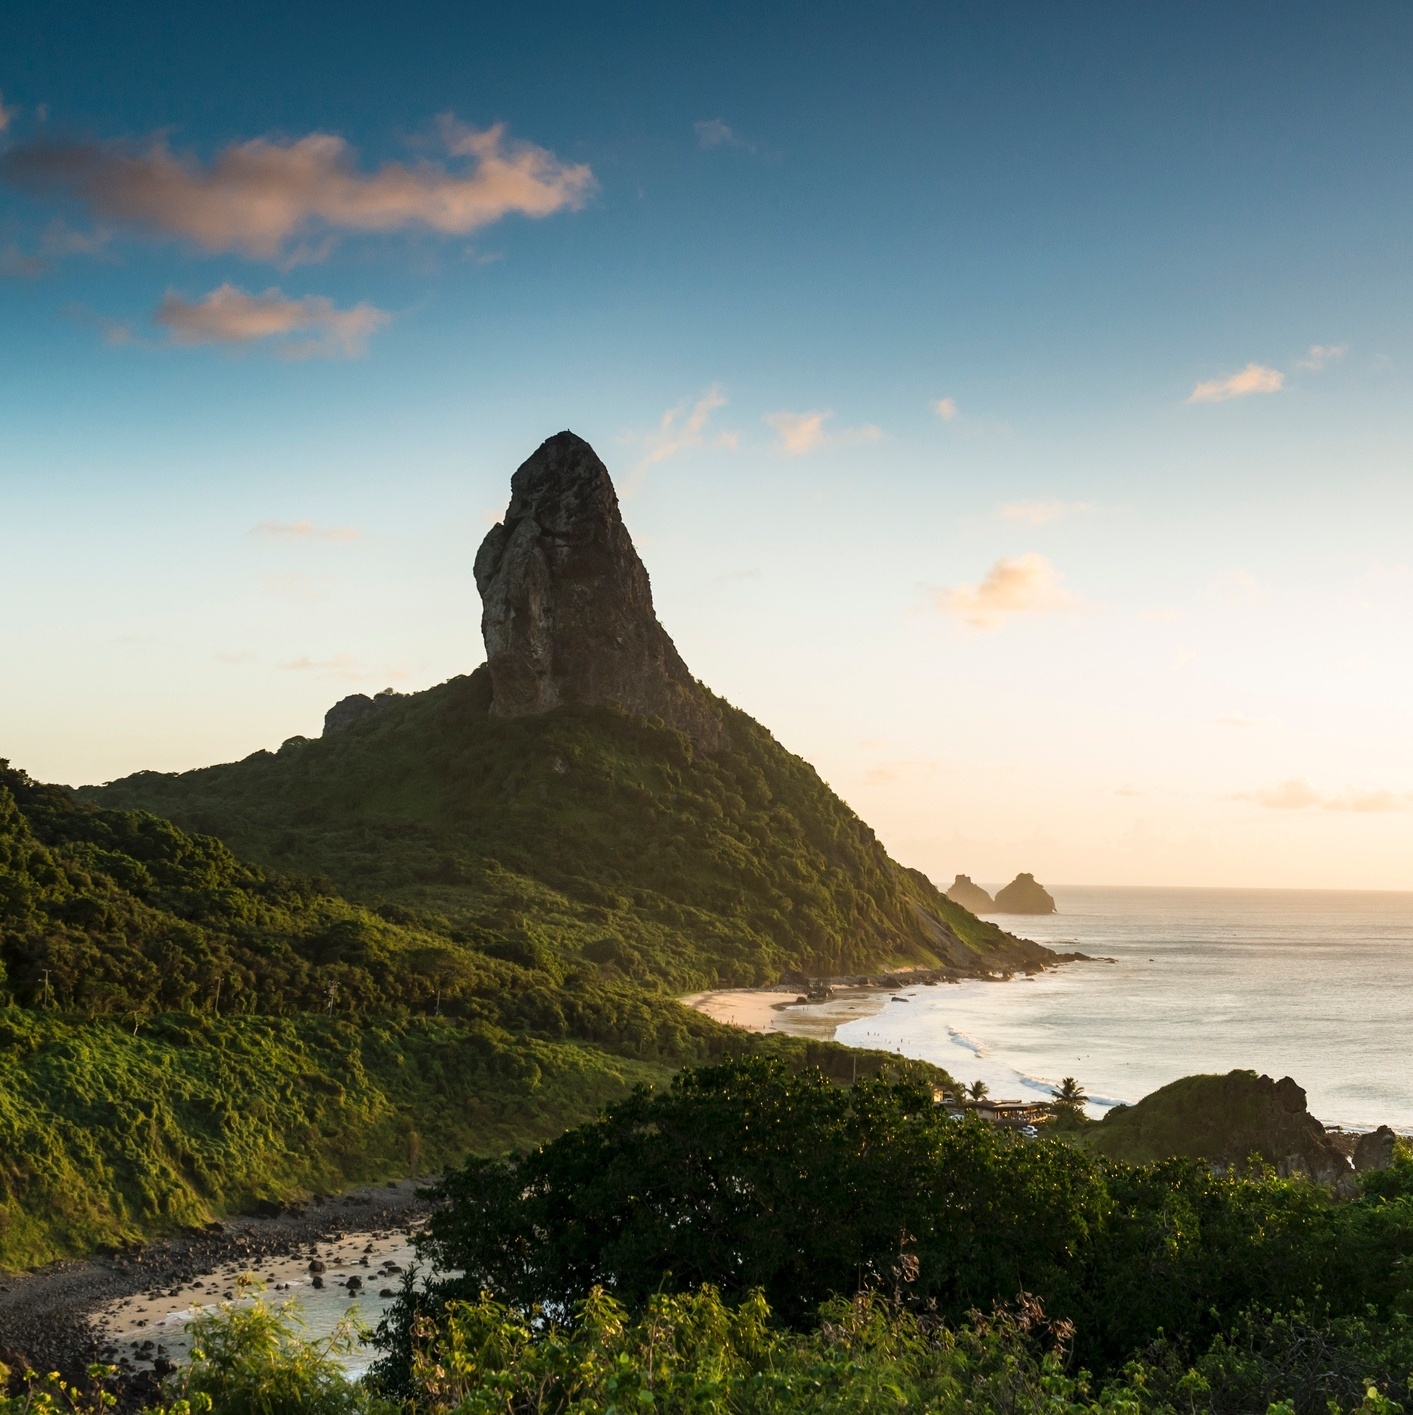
(0, 117), (593, 261)
(932, 396), (958, 421)
(931, 552), (1079, 629)
(262, 573), (332, 602)
(695, 119), (752, 151)
(278, 653), (408, 683)
(1188, 363), (1284, 403)
(999, 499), (1094, 526)
(1213, 714), (1253, 728)
(0, 92), (14, 135)
(764, 409), (882, 456)
(1212, 569), (1270, 607)
(636, 383), (736, 469)
(1235, 779), (1410, 812)
(1297, 343), (1348, 372)
(156, 284), (390, 358)
(252, 519), (359, 543)
(0, 219), (112, 278)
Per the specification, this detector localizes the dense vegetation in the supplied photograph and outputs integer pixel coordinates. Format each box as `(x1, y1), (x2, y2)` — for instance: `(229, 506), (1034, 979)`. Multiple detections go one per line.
(374, 1059), (1413, 1407)
(84, 670), (1049, 990)
(0, 762), (947, 1268)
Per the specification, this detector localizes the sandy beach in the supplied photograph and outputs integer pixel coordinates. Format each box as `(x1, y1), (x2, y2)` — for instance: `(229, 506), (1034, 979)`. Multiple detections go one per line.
(680, 988), (890, 1040)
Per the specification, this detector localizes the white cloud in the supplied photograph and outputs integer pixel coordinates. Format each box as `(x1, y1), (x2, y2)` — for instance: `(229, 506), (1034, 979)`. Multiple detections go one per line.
(1297, 343), (1348, 372)
(932, 552), (1079, 629)
(695, 119), (733, 148)
(1213, 569), (1271, 607)
(764, 409), (882, 456)
(252, 519), (359, 542)
(1236, 779), (1410, 812)
(155, 284), (390, 358)
(695, 119), (752, 151)
(1188, 363), (1284, 403)
(637, 383), (735, 469)
(1, 117), (593, 260)
(999, 499), (1094, 526)
(278, 654), (409, 683)
(932, 396), (958, 421)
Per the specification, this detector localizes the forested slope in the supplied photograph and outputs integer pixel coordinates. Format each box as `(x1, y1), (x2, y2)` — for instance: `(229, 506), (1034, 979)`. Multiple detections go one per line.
(87, 668), (1051, 990)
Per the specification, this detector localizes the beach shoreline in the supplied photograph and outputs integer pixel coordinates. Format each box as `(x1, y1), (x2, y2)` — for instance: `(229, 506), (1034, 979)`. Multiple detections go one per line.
(0, 1177), (436, 1403)
(679, 987), (893, 1040)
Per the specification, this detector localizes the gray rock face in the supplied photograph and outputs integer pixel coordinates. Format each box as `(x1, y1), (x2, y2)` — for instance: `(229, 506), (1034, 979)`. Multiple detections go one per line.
(323, 688), (403, 736)
(474, 431), (726, 750)
(1354, 1124), (1397, 1173)
(946, 874), (995, 913)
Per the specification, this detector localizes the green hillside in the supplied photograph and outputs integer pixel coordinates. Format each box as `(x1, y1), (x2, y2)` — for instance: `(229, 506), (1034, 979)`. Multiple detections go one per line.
(86, 668), (1049, 990)
(0, 758), (952, 1267)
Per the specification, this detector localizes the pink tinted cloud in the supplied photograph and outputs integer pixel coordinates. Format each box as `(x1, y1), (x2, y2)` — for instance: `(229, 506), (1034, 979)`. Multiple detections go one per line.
(1188, 363), (1284, 403)
(933, 552), (1079, 629)
(1, 118), (594, 260)
(155, 284), (390, 358)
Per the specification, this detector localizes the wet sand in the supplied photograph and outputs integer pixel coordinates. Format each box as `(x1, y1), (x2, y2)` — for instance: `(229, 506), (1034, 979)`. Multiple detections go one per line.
(0, 1177), (436, 1402)
(680, 988), (889, 1039)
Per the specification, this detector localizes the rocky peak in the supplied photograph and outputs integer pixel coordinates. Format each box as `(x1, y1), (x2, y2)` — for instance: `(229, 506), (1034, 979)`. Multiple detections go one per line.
(474, 431), (726, 750)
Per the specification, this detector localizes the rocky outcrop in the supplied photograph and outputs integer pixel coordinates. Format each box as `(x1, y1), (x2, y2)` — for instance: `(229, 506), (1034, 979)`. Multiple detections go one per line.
(1091, 1069), (1356, 1192)
(992, 873), (1056, 914)
(323, 688), (403, 736)
(474, 431), (726, 750)
(946, 875), (994, 913)
(1354, 1125), (1397, 1173)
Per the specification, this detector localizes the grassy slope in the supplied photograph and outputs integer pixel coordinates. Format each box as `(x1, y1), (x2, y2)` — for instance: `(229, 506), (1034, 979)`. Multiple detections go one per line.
(87, 669), (1050, 989)
(0, 760), (953, 1269)
(0, 1008), (669, 1270)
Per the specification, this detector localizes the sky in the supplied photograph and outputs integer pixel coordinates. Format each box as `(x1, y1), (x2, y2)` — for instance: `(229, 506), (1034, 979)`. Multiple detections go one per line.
(4, 1), (1413, 890)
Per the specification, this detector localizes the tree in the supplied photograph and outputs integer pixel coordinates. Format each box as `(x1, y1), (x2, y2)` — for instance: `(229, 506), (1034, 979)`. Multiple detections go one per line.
(967, 1079), (989, 1102)
(1053, 1077), (1087, 1107)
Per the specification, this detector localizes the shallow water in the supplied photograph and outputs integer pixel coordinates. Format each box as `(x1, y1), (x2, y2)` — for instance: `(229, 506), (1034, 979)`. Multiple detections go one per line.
(835, 886), (1413, 1130)
(97, 1230), (425, 1377)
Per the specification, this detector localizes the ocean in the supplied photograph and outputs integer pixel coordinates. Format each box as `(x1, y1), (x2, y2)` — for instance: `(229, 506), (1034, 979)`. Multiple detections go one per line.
(833, 886), (1413, 1132)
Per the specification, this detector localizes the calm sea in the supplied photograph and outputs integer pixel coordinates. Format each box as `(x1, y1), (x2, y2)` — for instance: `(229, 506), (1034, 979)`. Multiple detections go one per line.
(833, 886), (1413, 1132)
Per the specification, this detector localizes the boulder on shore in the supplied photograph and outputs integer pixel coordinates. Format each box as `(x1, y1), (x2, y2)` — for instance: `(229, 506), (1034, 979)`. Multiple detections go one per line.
(1089, 1069), (1356, 1193)
(992, 873), (1056, 914)
(946, 875), (994, 913)
(1354, 1125), (1397, 1173)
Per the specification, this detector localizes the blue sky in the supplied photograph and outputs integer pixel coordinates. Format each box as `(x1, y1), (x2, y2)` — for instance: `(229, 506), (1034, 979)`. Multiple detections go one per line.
(5, 1), (1413, 887)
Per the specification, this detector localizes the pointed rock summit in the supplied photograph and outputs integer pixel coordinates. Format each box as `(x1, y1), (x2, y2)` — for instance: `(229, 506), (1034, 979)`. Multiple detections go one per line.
(474, 431), (727, 749)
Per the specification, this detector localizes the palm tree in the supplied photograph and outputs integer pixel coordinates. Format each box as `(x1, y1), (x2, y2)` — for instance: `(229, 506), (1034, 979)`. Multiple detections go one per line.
(967, 1080), (989, 1102)
(1052, 1077), (1087, 1106)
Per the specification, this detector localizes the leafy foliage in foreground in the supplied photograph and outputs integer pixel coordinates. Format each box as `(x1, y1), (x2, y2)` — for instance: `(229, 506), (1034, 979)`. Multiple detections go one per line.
(128, 1283), (1413, 1415)
(85, 670), (1049, 989)
(396, 1058), (1413, 1383)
